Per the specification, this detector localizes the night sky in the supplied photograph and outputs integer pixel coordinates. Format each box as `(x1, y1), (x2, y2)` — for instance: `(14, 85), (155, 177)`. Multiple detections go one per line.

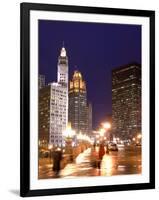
(39, 20), (141, 129)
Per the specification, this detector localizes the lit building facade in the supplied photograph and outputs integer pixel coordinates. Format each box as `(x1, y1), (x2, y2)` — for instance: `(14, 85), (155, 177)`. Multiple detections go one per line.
(39, 74), (45, 89)
(49, 83), (68, 146)
(39, 46), (68, 147)
(88, 103), (93, 136)
(39, 85), (51, 148)
(57, 47), (68, 87)
(50, 46), (68, 146)
(69, 70), (88, 135)
(112, 63), (141, 140)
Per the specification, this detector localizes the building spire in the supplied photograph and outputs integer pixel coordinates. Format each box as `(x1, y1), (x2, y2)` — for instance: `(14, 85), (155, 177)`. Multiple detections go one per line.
(62, 41), (65, 47)
(60, 44), (66, 57)
(74, 65), (78, 71)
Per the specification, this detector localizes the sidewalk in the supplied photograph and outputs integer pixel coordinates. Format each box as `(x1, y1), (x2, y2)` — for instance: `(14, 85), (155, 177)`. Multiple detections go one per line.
(38, 147), (102, 179)
(39, 158), (53, 166)
(60, 148), (100, 177)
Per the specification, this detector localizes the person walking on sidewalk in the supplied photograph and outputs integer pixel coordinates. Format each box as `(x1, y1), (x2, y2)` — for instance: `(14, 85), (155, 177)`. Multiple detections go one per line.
(97, 142), (105, 169)
(52, 148), (62, 177)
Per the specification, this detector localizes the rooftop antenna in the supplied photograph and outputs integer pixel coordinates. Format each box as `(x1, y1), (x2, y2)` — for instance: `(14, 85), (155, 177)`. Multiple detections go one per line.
(74, 65), (78, 71)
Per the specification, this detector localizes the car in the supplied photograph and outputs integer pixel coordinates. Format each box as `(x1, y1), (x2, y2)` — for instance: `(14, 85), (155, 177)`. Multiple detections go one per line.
(117, 143), (125, 148)
(108, 143), (118, 151)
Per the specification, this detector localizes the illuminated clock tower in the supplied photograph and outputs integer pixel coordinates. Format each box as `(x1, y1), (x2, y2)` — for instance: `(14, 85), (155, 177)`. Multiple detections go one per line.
(57, 46), (68, 88)
(48, 45), (69, 147)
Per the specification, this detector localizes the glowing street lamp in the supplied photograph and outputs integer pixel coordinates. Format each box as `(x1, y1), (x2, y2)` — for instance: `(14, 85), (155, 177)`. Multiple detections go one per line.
(63, 122), (75, 139)
(137, 134), (142, 145)
(132, 137), (136, 145)
(101, 122), (111, 142)
(132, 137), (136, 142)
(63, 122), (76, 154)
(137, 134), (142, 139)
(48, 144), (53, 150)
(99, 128), (105, 137)
(102, 122), (111, 130)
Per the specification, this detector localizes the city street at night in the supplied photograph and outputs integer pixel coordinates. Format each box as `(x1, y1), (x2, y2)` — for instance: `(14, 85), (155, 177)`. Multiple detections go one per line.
(38, 20), (142, 181)
(38, 145), (141, 179)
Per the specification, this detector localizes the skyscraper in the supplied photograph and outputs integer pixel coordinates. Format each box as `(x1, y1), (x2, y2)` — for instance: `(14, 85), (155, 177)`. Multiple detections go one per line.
(57, 46), (68, 87)
(39, 74), (45, 89)
(69, 70), (88, 135)
(112, 63), (141, 140)
(39, 46), (68, 147)
(49, 82), (68, 146)
(39, 85), (51, 148)
(50, 46), (68, 146)
(88, 103), (92, 136)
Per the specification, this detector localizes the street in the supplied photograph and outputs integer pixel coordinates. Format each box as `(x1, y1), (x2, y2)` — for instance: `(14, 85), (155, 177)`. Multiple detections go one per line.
(38, 145), (141, 179)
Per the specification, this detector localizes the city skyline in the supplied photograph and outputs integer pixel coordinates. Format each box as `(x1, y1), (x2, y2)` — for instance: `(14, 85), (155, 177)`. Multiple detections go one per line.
(39, 20), (141, 129)
(38, 20), (142, 180)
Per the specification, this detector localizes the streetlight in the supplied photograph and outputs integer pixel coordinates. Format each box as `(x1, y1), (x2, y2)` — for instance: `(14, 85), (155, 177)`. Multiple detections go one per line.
(63, 122), (75, 155)
(99, 128), (105, 137)
(63, 122), (75, 139)
(102, 122), (111, 142)
(137, 133), (142, 145)
(137, 134), (142, 139)
(102, 122), (111, 129)
(132, 137), (136, 141)
(102, 122), (111, 153)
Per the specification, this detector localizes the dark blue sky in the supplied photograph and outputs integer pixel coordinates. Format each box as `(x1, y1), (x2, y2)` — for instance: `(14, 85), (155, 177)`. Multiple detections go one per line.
(39, 20), (141, 129)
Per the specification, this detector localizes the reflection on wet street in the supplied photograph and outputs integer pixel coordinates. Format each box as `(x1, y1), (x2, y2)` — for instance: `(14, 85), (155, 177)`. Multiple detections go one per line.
(100, 146), (141, 176)
(38, 146), (141, 179)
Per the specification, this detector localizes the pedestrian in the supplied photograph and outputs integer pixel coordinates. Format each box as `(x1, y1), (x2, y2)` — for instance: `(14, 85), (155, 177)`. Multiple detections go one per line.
(52, 148), (62, 177)
(97, 142), (105, 169)
(93, 141), (96, 149)
(106, 143), (109, 154)
(90, 147), (98, 168)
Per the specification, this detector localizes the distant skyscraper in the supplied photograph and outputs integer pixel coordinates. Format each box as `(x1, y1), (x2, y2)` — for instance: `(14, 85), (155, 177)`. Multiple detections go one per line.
(69, 70), (88, 135)
(112, 63), (141, 140)
(105, 114), (112, 141)
(39, 46), (68, 147)
(39, 85), (51, 147)
(57, 46), (68, 87)
(39, 74), (45, 89)
(88, 103), (92, 136)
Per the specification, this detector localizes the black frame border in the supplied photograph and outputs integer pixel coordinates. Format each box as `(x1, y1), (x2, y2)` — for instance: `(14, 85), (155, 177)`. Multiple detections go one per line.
(20, 2), (155, 197)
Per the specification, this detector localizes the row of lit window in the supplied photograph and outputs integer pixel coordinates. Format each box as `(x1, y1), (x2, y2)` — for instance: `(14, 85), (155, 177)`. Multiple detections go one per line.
(50, 140), (63, 143)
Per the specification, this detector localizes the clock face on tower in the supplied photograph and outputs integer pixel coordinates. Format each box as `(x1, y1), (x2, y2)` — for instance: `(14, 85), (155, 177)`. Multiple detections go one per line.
(57, 46), (68, 86)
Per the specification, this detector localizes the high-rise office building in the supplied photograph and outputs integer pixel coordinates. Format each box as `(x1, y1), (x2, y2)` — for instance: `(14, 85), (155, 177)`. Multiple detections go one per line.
(69, 70), (88, 135)
(49, 83), (68, 146)
(57, 47), (68, 87)
(39, 85), (51, 148)
(88, 103), (92, 136)
(39, 46), (68, 147)
(112, 63), (141, 140)
(39, 74), (45, 89)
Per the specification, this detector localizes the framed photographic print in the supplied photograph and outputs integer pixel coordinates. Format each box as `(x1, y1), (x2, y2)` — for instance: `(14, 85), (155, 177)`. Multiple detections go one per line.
(20, 2), (155, 197)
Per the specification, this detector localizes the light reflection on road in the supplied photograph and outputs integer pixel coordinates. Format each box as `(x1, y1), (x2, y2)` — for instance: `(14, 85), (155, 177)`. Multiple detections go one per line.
(38, 146), (141, 179)
(101, 155), (113, 176)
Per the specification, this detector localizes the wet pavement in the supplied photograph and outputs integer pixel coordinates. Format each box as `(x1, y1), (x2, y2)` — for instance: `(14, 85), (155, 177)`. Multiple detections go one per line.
(38, 145), (141, 179)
